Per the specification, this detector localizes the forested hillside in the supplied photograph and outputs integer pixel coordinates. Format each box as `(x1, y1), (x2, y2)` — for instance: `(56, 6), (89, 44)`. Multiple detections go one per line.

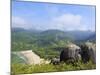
(11, 28), (96, 59)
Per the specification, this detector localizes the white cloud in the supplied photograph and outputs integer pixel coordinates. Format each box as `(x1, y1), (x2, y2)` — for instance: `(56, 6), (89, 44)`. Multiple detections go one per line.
(12, 16), (26, 26)
(53, 14), (82, 25)
(12, 14), (95, 31)
(12, 16), (32, 29)
(50, 13), (83, 31)
(42, 13), (95, 31)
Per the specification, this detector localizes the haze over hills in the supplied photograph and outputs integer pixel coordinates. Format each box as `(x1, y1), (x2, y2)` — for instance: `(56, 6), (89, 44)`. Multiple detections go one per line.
(12, 27), (96, 42)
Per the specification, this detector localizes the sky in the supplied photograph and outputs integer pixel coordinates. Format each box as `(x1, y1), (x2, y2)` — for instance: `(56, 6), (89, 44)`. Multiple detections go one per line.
(12, 1), (96, 31)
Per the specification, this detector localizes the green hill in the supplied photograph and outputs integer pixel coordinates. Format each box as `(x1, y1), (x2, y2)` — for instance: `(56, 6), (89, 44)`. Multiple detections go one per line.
(11, 28), (96, 59)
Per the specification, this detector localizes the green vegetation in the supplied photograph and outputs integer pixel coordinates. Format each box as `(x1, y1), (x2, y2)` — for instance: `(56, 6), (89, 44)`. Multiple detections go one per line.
(11, 61), (96, 74)
(11, 29), (74, 59)
(11, 28), (96, 74)
(11, 53), (27, 64)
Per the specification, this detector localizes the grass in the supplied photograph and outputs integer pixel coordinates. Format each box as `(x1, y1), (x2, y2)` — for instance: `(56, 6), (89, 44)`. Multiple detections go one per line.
(11, 61), (96, 75)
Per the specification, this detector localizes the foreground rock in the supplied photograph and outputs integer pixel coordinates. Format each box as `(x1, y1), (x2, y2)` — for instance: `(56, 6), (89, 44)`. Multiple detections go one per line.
(60, 43), (81, 64)
(13, 50), (41, 64)
(50, 58), (60, 65)
(12, 50), (50, 65)
(80, 42), (96, 64)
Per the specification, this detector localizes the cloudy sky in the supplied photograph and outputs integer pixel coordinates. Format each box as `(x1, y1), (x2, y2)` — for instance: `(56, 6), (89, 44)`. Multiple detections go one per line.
(12, 1), (95, 31)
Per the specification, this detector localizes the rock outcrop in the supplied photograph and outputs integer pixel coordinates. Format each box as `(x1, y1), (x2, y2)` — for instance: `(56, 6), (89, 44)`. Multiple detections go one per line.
(60, 43), (81, 63)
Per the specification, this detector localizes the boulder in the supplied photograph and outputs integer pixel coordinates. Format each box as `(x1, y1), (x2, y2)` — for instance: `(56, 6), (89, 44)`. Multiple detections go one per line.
(60, 43), (81, 64)
(14, 50), (41, 65)
(80, 42), (96, 64)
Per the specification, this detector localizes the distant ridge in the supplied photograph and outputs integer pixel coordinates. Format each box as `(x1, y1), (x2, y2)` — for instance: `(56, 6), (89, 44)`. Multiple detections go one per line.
(11, 28), (96, 43)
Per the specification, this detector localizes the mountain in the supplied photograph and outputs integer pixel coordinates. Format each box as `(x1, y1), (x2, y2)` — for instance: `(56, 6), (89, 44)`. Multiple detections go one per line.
(66, 31), (96, 41)
(11, 28), (96, 47)
(85, 33), (96, 41)
(11, 28), (26, 32)
(39, 29), (73, 41)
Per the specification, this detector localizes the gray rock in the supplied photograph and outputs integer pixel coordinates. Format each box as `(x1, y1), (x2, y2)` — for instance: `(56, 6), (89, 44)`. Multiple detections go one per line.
(50, 58), (60, 65)
(80, 42), (96, 64)
(60, 43), (81, 64)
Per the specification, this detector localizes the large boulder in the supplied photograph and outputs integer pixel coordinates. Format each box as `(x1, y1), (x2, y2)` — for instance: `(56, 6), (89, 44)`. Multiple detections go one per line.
(60, 43), (81, 64)
(80, 42), (96, 64)
(13, 50), (41, 65)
